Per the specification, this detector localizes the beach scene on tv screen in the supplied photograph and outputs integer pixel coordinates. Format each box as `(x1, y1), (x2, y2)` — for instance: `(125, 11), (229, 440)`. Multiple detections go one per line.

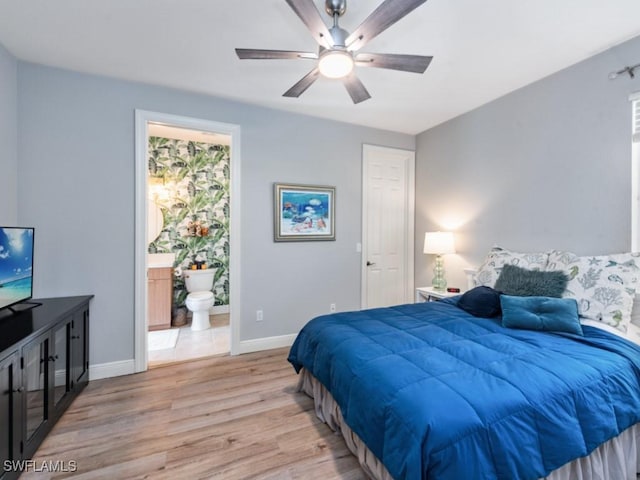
(0, 228), (33, 308)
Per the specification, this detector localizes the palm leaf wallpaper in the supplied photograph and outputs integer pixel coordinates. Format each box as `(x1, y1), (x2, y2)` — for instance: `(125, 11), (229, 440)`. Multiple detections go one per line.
(148, 136), (230, 309)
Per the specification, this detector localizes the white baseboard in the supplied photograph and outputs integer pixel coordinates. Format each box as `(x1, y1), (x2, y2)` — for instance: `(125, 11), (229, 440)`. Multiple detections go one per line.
(211, 305), (230, 315)
(89, 359), (135, 380)
(235, 333), (297, 355)
(185, 305), (230, 318)
(89, 332), (294, 380)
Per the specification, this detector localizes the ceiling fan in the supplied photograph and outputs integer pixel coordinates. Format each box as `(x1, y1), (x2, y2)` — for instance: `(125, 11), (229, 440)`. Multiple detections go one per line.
(235, 0), (432, 104)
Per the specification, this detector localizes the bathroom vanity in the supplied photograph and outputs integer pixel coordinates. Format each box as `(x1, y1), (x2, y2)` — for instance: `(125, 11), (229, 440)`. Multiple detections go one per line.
(0, 295), (92, 479)
(148, 266), (173, 330)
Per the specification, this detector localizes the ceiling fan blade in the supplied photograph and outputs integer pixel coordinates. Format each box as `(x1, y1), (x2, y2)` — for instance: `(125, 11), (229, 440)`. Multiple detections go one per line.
(355, 53), (432, 73)
(342, 74), (371, 104)
(346, 0), (428, 52)
(236, 48), (317, 60)
(283, 68), (321, 98)
(285, 0), (334, 49)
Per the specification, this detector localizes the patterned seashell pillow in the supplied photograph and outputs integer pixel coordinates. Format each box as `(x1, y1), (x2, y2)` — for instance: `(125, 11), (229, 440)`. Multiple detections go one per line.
(475, 246), (549, 288)
(546, 250), (640, 333)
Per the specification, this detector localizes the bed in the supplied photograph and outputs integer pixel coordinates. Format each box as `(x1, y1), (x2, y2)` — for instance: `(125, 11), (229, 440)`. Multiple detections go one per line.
(288, 247), (640, 480)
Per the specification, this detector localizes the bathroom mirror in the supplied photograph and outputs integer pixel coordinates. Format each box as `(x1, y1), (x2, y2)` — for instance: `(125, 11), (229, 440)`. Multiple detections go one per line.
(147, 201), (164, 244)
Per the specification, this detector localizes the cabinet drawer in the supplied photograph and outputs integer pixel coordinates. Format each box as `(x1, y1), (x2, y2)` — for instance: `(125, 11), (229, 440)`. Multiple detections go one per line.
(148, 267), (173, 280)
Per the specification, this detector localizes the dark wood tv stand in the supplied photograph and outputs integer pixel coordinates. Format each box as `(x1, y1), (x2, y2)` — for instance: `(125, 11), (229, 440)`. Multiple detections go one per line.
(0, 295), (93, 480)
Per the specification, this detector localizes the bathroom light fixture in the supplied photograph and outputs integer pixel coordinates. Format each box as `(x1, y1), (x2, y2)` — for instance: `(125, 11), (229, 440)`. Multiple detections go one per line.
(608, 62), (640, 80)
(318, 49), (354, 79)
(423, 231), (456, 291)
(148, 177), (171, 205)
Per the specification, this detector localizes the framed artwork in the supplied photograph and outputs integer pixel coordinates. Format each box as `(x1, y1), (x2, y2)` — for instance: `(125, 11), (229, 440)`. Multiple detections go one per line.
(274, 183), (336, 242)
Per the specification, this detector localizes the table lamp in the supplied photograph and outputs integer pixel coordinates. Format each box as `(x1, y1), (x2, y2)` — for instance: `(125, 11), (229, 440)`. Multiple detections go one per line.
(423, 231), (456, 290)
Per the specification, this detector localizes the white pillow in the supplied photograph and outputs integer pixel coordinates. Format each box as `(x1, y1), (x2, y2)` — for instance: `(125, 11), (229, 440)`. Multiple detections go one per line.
(627, 322), (640, 346)
(547, 250), (640, 334)
(632, 294), (640, 327)
(475, 246), (549, 288)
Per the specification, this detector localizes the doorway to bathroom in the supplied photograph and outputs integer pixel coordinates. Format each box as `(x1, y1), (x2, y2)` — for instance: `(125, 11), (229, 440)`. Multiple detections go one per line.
(134, 111), (241, 372)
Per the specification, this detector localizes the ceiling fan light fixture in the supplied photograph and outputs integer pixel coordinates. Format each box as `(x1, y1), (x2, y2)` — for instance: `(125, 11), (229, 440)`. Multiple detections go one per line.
(318, 50), (354, 79)
(237, 0), (431, 102)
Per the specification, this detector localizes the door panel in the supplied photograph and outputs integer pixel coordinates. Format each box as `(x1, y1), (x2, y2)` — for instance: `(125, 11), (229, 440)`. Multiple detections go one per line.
(362, 145), (415, 309)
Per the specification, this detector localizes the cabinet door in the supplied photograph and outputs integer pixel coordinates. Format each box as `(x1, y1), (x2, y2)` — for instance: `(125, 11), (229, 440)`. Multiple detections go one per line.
(71, 307), (89, 389)
(22, 333), (51, 459)
(53, 320), (71, 407)
(148, 267), (173, 330)
(0, 352), (22, 480)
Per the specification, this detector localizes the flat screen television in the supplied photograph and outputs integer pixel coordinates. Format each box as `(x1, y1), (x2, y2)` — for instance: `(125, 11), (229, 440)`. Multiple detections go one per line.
(0, 227), (34, 311)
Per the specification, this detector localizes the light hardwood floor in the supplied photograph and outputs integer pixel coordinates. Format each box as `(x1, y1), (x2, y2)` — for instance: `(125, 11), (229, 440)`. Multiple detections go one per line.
(23, 348), (367, 480)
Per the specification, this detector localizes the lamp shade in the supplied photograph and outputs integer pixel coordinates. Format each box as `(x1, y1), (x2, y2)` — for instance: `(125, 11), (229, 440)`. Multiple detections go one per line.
(423, 231), (456, 255)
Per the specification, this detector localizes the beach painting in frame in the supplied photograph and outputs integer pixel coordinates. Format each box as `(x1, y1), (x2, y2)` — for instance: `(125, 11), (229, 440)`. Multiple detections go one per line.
(274, 183), (335, 242)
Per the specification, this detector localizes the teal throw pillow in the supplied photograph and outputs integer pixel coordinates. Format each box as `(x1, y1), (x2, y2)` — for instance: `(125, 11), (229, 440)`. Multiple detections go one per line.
(494, 264), (568, 297)
(500, 295), (583, 335)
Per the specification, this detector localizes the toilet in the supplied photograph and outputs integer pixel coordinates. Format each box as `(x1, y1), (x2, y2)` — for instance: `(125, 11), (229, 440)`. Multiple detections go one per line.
(184, 269), (215, 331)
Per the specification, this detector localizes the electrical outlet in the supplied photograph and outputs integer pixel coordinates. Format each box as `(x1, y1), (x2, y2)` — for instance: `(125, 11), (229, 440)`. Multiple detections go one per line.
(256, 310), (263, 322)
(330, 303), (336, 313)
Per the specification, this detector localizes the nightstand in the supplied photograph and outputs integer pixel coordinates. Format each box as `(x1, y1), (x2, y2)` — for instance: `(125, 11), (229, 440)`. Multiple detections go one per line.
(415, 286), (462, 303)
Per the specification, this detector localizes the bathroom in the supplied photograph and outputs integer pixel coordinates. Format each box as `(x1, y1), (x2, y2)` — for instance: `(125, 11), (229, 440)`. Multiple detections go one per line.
(146, 123), (231, 365)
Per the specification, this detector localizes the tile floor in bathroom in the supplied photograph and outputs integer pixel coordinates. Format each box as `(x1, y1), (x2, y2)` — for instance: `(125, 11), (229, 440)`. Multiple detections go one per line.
(148, 313), (229, 367)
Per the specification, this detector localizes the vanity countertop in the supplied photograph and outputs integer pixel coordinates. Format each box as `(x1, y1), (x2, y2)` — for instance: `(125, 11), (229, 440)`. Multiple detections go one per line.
(148, 253), (175, 268)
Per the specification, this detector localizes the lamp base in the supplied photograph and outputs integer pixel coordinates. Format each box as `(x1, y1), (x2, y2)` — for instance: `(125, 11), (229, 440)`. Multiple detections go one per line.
(432, 254), (447, 291)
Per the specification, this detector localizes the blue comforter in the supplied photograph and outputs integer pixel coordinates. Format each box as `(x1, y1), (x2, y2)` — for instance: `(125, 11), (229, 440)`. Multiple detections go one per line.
(288, 300), (640, 480)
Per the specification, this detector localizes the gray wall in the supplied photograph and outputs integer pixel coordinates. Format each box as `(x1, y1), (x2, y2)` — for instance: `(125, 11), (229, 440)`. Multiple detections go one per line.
(0, 43), (17, 225)
(16, 31), (640, 366)
(416, 35), (640, 290)
(15, 61), (414, 365)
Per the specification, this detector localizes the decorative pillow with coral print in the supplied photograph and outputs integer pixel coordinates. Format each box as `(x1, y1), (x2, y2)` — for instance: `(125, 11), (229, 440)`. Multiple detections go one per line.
(475, 246), (549, 288)
(546, 250), (640, 333)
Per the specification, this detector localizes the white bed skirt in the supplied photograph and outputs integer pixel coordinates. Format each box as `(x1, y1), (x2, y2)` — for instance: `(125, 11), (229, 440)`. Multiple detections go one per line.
(298, 369), (640, 480)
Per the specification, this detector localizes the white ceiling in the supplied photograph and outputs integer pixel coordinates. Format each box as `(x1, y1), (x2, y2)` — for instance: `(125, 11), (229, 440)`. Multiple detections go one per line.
(1, 0), (639, 135)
